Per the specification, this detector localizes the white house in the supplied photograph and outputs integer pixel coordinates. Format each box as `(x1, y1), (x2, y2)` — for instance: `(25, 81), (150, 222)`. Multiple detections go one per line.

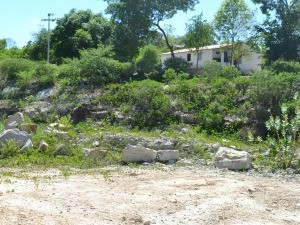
(161, 44), (261, 74)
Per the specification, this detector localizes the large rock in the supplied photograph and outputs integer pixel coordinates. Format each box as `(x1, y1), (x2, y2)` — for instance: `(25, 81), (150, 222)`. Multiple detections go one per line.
(82, 147), (107, 158)
(121, 145), (157, 163)
(0, 129), (32, 148)
(5, 112), (24, 129)
(20, 124), (37, 134)
(157, 150), (180, 162)
(215, 147), (252, 170)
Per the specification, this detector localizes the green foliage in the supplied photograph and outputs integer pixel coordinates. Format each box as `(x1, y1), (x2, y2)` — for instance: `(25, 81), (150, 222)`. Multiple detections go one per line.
(185, 13), (215, 69)
(163, 69), (189, 83)
(252, 0), (300, 63)
(270, 60), (300, 74)
(0, 58), (35, 83)
(105, 0), (199, 59)
(52, 9), (112, 63)
(0, 140), (21, 159)
(265, 100), (300, 169)
(248, 71), (300, 137)
(201, 61), (241, 80)
(163, 57), (192, 73)
(34, 62), (57, 89)
(214, 0), (254, 65)
(58, 47), (132, 86)
(134, 45), (161, 75)
(101, 80), (175, 128)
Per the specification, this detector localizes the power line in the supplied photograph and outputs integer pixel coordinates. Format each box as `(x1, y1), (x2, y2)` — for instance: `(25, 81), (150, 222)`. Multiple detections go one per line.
(41, 13), (56, 63)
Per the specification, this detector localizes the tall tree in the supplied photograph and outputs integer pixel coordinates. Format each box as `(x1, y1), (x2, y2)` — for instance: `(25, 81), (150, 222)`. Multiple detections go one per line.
(51, 9), (112, 63)
(252, 0), (300, 63)
(214, 0), (254, 65)
(185, 14), (215, 69)
(104, 0), (199, 60)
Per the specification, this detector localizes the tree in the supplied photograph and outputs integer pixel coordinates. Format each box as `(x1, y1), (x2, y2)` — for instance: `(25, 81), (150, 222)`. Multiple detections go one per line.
(51, 9), (112, 63)
(252, 0), (300, 63)
(135, 45), (161, 75)
(104, 0), (199, 60)
(214, 0), (254, 65)
(185, 14), (215, 69)
(23, 28), (48, 61)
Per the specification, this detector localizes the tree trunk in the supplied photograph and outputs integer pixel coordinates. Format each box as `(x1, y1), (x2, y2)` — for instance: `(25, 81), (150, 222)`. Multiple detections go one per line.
(154, 21), (175, 58)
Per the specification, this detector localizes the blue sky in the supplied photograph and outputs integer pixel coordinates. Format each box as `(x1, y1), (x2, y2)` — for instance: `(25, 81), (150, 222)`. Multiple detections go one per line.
(0, 0), (263, 48)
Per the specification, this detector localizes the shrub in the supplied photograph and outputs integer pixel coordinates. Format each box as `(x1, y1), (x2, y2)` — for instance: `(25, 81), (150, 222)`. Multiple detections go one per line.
(34, 62), (58, 89)
(163, 57), (192, 73)
(265, 101), (300, 169)
(0, 58), (35, 83)
(163, 69), (189, 83)
(58, 47), (133, 86)
(100, 80), (175, 128)
(270, 60), (300, 74)
(201, 61), (241, 80)
(135, 45), (161, 75)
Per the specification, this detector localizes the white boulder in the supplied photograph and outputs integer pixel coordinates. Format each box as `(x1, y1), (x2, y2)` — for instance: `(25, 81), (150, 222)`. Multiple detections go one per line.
(121, 145), (157, 163)
(215, 147), (252, 170)
(0, 129), (32, 148)
(157, 150), (180, 162)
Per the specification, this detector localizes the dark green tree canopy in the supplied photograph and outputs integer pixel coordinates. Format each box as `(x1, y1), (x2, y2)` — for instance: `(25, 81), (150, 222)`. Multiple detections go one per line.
(105, 0), (199, 60)
(51, 9), (112, 62)
(252, 0), (300, 63)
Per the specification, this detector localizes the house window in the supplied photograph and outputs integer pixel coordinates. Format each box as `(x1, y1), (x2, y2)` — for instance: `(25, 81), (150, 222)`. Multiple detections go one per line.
(198, 51), (202, 61)
(212, 49), (221, 62)
(187, 53), (191, 61)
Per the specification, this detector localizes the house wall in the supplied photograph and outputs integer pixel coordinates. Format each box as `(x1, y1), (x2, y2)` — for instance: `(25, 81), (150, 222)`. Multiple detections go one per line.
(161, 47), (261, 73)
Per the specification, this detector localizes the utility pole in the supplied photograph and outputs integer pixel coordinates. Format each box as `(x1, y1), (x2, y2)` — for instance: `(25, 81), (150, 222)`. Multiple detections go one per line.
(41, 13), (56, 63)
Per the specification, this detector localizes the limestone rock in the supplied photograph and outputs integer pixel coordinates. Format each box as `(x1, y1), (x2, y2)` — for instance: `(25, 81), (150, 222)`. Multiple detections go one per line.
(0, 129), (32, 148)
(38, 140), (49, 152)
(20, 124), (37, 134)
(5, 112), (24, 129)
(21, 139), (33, 151)
(121, 145), (157, 163)
(215, 147), (252, 170)
(157, 150), (180, 162)
(82, 147), (107, 158)
(54, 145), (72, 156)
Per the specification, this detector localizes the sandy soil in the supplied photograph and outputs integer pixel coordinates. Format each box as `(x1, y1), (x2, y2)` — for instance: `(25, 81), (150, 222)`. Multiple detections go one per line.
(1, 166), (300, 225)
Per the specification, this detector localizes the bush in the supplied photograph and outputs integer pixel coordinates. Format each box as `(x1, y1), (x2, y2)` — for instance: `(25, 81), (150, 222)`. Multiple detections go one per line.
(100, 80), (176, 128)
(34, 62), (58, 89)
(163, 69), (189, 83)
(270, 60), (300, 74)
(135, 45), (161, 75)
(201, 61), (241, 80)
(247, 71), (300, 137)
(58, 47), (133, 86)
(0, 58), (35, 83)
(163, 57), (192, 73)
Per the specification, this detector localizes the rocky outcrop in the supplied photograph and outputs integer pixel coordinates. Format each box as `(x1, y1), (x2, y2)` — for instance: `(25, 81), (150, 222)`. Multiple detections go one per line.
(5, 112), (24, 129)
(0, 129), (32, 148)
(157, 150), (179, 162)
(121, 145), (157, 163)
(215, 147), (252, 170)
(82, 147), (107, 158)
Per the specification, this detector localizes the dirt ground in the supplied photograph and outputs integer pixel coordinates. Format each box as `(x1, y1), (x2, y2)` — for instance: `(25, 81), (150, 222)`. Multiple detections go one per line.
(1, 166), (300, 225)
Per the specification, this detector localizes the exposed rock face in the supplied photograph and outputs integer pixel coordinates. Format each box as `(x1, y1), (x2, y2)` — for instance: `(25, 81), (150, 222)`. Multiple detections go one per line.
(82, 147), (107, 158)
(38, 140), (49, 152)
(215, 147), (252, 170)
(21, 139), (33, 151)
(20, 124), (37, 134)
(5, 112), (24, 129)
(121, 145), (157, 163)
(157, 150), (179, 162)
(0, 129), (32, 148)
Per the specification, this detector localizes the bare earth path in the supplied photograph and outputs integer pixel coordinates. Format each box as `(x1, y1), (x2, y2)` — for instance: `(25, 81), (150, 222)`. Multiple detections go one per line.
(1, 166), (300, 225)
